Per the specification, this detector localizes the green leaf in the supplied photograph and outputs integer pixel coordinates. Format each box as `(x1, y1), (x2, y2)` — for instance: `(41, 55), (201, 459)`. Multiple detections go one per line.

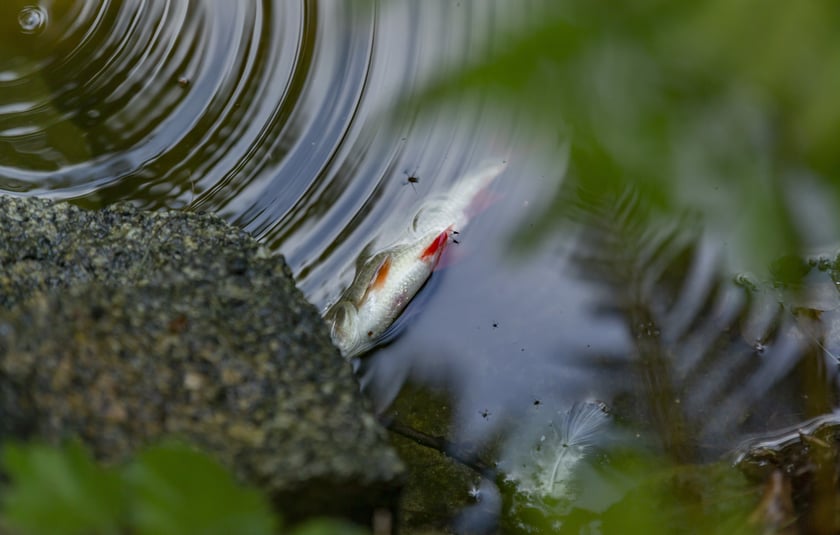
(411, 1), (840, 272)
(1, 441), (125, 535)
(123, 442), (277, 535)
(289, 518), (369, 535)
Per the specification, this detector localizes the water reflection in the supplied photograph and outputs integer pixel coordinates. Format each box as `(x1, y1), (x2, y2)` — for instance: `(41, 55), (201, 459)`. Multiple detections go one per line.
(0, 0), (310, 198)
(2, 0), (839, 532)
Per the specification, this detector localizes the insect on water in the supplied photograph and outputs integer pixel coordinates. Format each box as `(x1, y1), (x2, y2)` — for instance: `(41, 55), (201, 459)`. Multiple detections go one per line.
(403, 168), (420, 192)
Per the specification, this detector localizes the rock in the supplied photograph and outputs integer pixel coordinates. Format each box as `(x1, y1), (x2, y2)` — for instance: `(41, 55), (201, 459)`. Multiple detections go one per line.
(0, 196), (281, 308)
(0, 195), (403, 523)
(386, 384), (485, 534)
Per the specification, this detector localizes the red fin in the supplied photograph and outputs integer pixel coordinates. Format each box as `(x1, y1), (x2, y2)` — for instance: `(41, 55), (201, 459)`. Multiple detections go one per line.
(420, 229), (450, 261)
(370, 255), (392, 290)
(357, 255), (392, 306)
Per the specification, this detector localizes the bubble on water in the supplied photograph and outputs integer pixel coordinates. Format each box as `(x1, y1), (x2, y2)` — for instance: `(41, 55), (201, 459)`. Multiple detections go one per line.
(18, 5), (47, 35)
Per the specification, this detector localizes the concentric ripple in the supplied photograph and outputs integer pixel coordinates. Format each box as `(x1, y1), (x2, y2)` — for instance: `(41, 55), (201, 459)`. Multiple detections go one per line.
(0, 0), (529, 296)
(0, 0), (308, 200)
(17, 5), (47, 35)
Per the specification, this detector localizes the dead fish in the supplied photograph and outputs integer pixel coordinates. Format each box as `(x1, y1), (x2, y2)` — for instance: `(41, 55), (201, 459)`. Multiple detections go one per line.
(324, 160), (507, 358)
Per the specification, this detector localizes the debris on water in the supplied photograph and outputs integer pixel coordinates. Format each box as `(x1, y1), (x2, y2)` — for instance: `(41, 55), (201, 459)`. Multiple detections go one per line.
(500, 401), (610, 500)
(733, 272), (760, 292)
(734, 411), (840, 532)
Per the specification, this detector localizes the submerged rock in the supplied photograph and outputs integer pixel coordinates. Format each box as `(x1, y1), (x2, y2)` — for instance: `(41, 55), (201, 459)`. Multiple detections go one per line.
(0, 195), (403, 523)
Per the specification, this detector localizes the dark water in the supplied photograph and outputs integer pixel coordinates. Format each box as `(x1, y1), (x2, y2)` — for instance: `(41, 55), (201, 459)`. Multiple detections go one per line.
(2, 1), (838, 532)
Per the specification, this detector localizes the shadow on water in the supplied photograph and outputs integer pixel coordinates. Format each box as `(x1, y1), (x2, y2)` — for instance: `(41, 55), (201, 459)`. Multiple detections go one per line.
(3, 0), (840, 533)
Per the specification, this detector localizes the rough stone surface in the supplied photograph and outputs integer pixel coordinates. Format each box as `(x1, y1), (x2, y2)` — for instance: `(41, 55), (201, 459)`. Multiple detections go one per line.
(0, 195), (403, 522)
(0, 195), (281, 308)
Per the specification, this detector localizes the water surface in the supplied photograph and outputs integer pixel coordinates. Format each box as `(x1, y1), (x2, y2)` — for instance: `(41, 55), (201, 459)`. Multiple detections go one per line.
(2, 1), (838, 532)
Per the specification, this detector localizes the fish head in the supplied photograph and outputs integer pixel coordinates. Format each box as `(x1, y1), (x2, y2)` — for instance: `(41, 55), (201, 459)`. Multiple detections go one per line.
(325, 300), (363, 357)
(326, 228), (452, 358)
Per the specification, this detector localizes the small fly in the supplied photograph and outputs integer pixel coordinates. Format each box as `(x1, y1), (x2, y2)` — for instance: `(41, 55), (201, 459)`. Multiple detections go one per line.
(403, 169), (420, 192)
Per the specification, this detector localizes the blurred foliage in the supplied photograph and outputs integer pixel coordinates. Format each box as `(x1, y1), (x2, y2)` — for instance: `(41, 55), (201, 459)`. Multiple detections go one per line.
(500, 448), (760, 535)
(417, 0), (840, 269)
(1, 442), (125, 535)
(123, 444), (277, 535)
(0, 441), (368, 535)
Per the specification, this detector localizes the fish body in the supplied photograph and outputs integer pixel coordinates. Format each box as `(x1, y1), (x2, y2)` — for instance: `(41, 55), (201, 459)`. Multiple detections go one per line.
(324, 160), (507, 358)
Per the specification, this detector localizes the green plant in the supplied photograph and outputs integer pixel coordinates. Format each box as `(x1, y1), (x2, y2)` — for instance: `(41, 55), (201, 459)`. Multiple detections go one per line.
(0, 441), (367, 535)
